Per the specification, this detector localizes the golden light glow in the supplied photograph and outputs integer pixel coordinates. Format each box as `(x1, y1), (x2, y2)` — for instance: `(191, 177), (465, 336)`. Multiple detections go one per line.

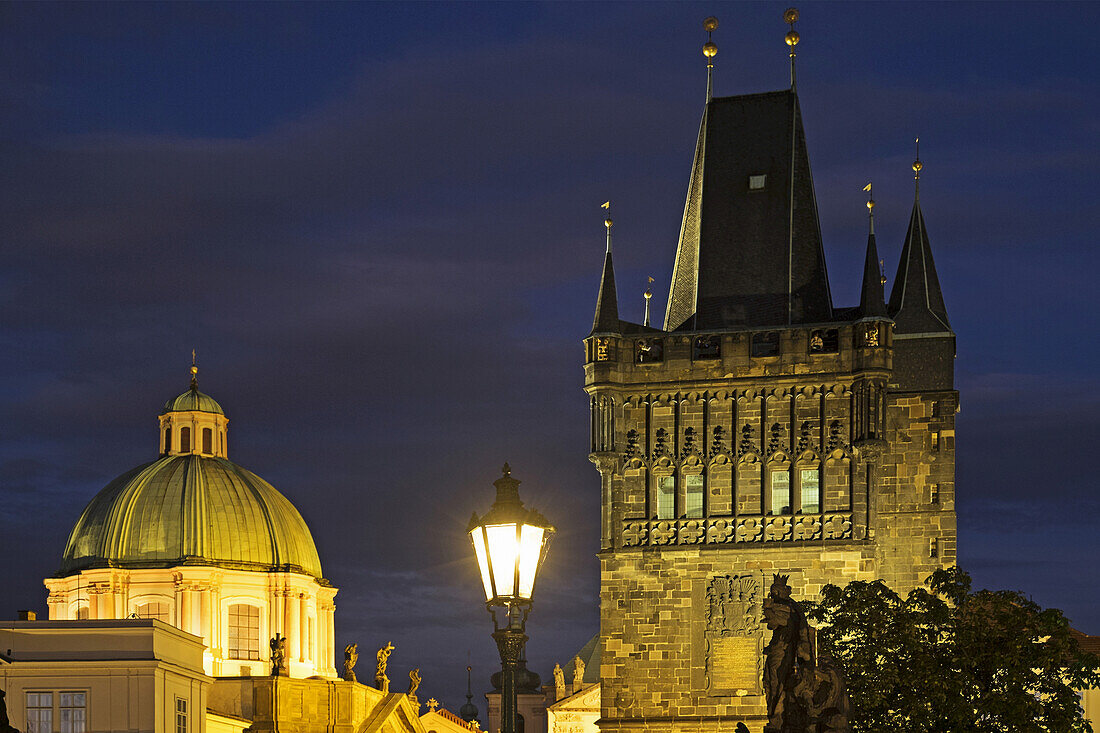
(517, 524), (546, 598)
(485, 524), (518, 598)
(471, 528), (493, 600)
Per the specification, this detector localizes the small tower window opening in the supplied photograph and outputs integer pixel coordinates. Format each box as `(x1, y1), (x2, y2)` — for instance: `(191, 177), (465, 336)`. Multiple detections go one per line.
(595, 337), (611, 362)
(180, 427), (191, 453)
(809, 329), (839, 354)
(930, 537), (939, 558)
(164, 427), (172, 454)
(769, 470), (791, 516)
(931, 431), (940, 452)
(202, 427), (213, 454)
(799, 468), (820, 514)
(228, 604), (261, 660)
(751, 331), (780, 358)
(692, 335), (720, 360)
(748, 174), (767, 190)
(684, 475), (704, 518)
(656, 476), (675, 519)
(930, 483), (940, 505)
(636, 338), (664, 364)
(136, 601), (169, 622)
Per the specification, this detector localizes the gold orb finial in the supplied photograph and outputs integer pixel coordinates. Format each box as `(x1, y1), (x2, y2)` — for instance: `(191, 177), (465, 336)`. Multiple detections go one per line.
(912, 159), (922, 173)
(703, 16), (718, 33)
(866, 198), (875, 212)
(785, 30), (800, 47)
(784, 8), (799, 24)
(605, 217), (613, 229)
(703, 41), (718, 58)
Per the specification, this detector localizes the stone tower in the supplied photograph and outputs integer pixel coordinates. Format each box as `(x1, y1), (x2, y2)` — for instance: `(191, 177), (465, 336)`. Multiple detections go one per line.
(581, 31), (957, 733)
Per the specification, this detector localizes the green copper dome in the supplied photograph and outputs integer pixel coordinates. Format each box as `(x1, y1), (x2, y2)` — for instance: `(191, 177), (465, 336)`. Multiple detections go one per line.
(161, 386), (224, 415)
(59, 455), (323, 580)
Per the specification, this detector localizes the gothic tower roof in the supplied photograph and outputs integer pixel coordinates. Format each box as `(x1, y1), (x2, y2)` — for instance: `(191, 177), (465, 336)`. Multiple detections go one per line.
(859, 230), (888, 319)
(664, 90), (833, 331)
(591, 246), (620, 335)
(888, 199), (950, 334)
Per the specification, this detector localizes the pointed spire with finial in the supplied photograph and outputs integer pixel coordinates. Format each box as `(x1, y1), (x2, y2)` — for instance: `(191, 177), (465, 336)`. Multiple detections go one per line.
(784, 8), (800, 89)
(591, 202), (620, 334)
(858, 183), (888, 318)
(889, 142), (951, 333)
(643, 276), (654, 327)
(702, 17), (718, 103)
(459, 662), (480, 723)
(190, 349), (199, 390)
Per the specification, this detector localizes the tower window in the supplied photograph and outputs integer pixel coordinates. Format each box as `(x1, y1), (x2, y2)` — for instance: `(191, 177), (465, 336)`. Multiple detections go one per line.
(684, 475), (703, 518)
(228, 604), (260, 660)
(769, 470), (791, 515)
(751, 332), (780, 358)
(748, 174), (767, 190)
(180, 427), (191, 453)
(656, 476), (675, 519)
(164, 427), (172, 454)
(202, 428), (213, 454)
(636, 338), (664, 364)
(930, 483), (940, 505)
(931, 431), (940, 452)
(799, 469), (820, 514)
(930, 538), (939, 558)
(692, 336), (720, 360)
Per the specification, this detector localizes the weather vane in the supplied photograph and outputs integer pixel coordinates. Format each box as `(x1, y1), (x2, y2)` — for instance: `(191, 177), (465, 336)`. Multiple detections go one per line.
(913, 137), (923, 199)
(601, 201), (612, 253)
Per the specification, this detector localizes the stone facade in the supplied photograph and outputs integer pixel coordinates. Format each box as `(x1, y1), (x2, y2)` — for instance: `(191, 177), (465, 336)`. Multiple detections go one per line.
(584, 319), (957, 729)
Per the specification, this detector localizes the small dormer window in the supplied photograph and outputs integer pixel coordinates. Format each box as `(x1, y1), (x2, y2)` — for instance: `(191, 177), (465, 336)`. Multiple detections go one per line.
(749, 174), (767, 190)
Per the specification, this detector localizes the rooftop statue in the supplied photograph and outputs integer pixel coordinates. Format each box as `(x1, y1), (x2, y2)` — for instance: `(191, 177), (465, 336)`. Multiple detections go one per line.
(270, 633), (288, 677)
(375, 641), (395, 693)
(344, 643), (358, 682)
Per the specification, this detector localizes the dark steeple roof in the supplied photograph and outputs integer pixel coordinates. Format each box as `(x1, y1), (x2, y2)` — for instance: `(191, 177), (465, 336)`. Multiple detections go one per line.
(665, 90), (833, 331)
(591, 249), (620, 334)
(888, 200), (950, 333)
(859, 230), (888, 319)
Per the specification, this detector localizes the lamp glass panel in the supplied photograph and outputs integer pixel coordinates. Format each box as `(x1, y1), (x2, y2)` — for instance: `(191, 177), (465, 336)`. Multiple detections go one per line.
(516, 524), (546, 599)
(485, 523), (519, 598)
(470, 529), (493, 600)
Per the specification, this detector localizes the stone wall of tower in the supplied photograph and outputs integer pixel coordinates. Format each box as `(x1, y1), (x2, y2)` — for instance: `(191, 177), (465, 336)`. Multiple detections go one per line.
(585, 320), (957, 731)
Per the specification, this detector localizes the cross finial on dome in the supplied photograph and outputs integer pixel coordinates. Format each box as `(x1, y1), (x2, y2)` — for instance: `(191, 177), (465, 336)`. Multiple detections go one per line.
(190, 349), (199, 390)
(502, 462), (511, 476)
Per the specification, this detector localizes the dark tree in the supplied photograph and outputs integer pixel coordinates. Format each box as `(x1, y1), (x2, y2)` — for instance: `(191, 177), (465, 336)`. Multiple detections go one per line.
(807, 567), (1100, 733)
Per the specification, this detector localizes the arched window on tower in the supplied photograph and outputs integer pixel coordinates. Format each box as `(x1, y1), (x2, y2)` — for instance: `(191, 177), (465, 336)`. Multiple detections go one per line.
(202, 428), (213, 454)
(228, 604), (260, 660)
(180, 427), (191, 453)
(164, 427), (172, 454)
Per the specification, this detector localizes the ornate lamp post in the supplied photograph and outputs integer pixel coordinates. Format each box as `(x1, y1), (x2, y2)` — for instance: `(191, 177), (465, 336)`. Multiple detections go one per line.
(467, 463), (555, 733)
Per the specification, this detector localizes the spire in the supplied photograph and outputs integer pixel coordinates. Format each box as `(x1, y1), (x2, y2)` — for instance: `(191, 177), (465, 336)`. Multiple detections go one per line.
(858, 183), (888, 318)
(459, 663), (480, 723)
(888, 149), (951, 333)
(702, 17), (718, 103)
(591, 203), (620, 334)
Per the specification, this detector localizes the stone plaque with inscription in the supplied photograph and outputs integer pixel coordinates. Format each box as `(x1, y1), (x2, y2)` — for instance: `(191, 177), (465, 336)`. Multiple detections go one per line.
(704, 573), (762, 695)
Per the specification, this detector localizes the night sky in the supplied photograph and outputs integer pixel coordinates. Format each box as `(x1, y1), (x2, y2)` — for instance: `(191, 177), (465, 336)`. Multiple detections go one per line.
(2, 1), (1098, 715)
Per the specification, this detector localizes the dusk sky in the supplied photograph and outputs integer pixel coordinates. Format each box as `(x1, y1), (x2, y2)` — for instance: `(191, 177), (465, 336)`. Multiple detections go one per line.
(1, 1), (1098, 714)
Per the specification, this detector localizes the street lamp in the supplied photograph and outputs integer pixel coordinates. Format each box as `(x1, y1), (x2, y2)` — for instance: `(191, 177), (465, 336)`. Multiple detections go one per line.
(467, 463), (555, 733)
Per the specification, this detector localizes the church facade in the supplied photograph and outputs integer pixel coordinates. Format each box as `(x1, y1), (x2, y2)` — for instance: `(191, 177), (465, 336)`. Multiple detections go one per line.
(582, 24), (957, 733)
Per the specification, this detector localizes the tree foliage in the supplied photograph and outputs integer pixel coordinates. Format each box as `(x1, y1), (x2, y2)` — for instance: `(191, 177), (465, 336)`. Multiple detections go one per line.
(806, 567), (1100, 733)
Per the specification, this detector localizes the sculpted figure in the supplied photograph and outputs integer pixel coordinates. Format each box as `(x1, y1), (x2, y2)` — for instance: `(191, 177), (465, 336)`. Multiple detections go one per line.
(572, 654), (585, 693)
(343, 643), (358, 682)
(793, 656), (850, 733)
(269, 633), (288, 676)
(762, 574), (813, 732)
(375, 641), (395, 693)
(408, 668), (421, 703)
(553, 663), (566, 700)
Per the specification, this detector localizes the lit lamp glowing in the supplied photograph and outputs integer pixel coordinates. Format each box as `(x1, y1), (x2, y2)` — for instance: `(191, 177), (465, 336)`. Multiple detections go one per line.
(467, 463), (555, 733)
